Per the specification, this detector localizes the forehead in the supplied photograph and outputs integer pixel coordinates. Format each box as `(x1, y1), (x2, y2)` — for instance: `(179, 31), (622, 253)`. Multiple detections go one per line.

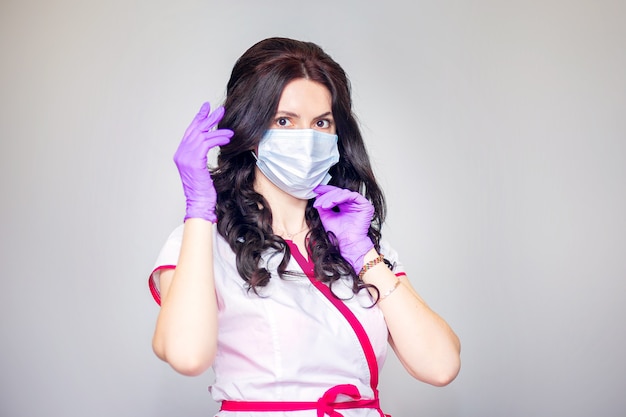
(277, 78), (332, 113)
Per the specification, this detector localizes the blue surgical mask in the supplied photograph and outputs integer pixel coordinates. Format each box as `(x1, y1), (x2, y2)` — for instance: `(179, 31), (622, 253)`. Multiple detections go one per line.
(254, 129), (340, 199)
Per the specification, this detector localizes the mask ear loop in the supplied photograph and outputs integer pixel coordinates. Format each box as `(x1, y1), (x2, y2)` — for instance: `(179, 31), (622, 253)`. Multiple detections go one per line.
(250, 150), (258, 161)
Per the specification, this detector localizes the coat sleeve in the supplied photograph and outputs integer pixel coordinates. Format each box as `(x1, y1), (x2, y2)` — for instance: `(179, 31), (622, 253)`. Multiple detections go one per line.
(147, 224), (185, 305)
(379, 238), (407, 277)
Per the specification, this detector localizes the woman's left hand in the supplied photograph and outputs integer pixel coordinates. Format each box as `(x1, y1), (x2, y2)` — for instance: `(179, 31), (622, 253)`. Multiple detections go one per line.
(313, 184), (375, 274)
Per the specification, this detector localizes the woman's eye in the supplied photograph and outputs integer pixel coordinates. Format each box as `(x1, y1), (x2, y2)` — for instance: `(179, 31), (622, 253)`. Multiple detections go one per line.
(276, 117), (291, 127)
(316, 120), (331, 128)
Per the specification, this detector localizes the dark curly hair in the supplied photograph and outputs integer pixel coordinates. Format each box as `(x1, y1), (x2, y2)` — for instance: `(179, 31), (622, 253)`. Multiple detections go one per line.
(212, 37), (386, 296)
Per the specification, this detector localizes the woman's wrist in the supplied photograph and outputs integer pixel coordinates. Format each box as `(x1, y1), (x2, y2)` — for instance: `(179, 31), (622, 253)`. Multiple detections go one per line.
(358, 248), (389, 282)
(362, 248), (378, 262)
(358, 248), (403, 302)
(358, 253), (385, 280)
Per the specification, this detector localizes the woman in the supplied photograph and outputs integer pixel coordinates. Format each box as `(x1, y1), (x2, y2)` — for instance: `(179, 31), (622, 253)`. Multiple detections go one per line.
(149, 37), (460, 417)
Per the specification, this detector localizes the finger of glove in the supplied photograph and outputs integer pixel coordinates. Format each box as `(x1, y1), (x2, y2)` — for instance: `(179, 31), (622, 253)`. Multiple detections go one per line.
(193, 107), (224, 132)
(182, 108), (229, 149)
(313, 184), (340, 197)
(199, 106), (226, 132)
(183, 102), (211, 136)
(313, 185), (347, 207)
(180, 126), (233, 151)
(174, 130), (233, 168)
(204, 129), (234, 147)
(183, 102), (224, 138)
(314, 185), (367, 210)
(194, 102), (211, 120)
(193, 130), (233, 161)
(314, 187), (360, 210)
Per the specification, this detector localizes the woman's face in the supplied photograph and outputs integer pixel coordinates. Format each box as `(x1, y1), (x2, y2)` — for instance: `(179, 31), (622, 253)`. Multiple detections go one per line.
(270, 78), (336, 134)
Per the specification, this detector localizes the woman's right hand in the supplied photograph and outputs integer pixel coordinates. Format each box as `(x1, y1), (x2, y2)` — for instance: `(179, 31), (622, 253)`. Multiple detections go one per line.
(173, 102), (234, 222)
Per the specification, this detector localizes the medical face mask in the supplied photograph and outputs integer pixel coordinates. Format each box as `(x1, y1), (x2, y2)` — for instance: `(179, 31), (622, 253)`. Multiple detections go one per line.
(254, 129), (340, 199)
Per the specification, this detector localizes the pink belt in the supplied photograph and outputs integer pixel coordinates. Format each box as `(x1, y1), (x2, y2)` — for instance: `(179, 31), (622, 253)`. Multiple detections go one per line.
(220, 384), (388, 417)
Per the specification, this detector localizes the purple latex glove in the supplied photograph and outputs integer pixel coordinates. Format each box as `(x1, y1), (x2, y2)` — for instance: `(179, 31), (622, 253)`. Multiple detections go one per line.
(313, 184), (375, 274)
(173, 102), (234, 222)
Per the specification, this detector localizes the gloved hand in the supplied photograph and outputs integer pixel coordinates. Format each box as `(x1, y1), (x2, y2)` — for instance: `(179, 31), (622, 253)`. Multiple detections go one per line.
(313, 184), (375, 274)
(173, 102), (234, 222)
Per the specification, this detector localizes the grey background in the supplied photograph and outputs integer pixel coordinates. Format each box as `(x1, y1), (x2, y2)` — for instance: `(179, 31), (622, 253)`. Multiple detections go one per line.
(1, 1), (625, 416)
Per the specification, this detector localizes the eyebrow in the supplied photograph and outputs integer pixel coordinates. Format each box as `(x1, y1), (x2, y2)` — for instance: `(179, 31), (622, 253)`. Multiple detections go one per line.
(315, 111), (333, 120)
(275, 110), (334, 119)
(275, 110), (300, 118)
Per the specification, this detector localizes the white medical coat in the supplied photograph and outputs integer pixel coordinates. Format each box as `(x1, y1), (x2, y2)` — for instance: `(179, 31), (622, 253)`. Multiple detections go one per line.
(150, 224), (406, 416)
